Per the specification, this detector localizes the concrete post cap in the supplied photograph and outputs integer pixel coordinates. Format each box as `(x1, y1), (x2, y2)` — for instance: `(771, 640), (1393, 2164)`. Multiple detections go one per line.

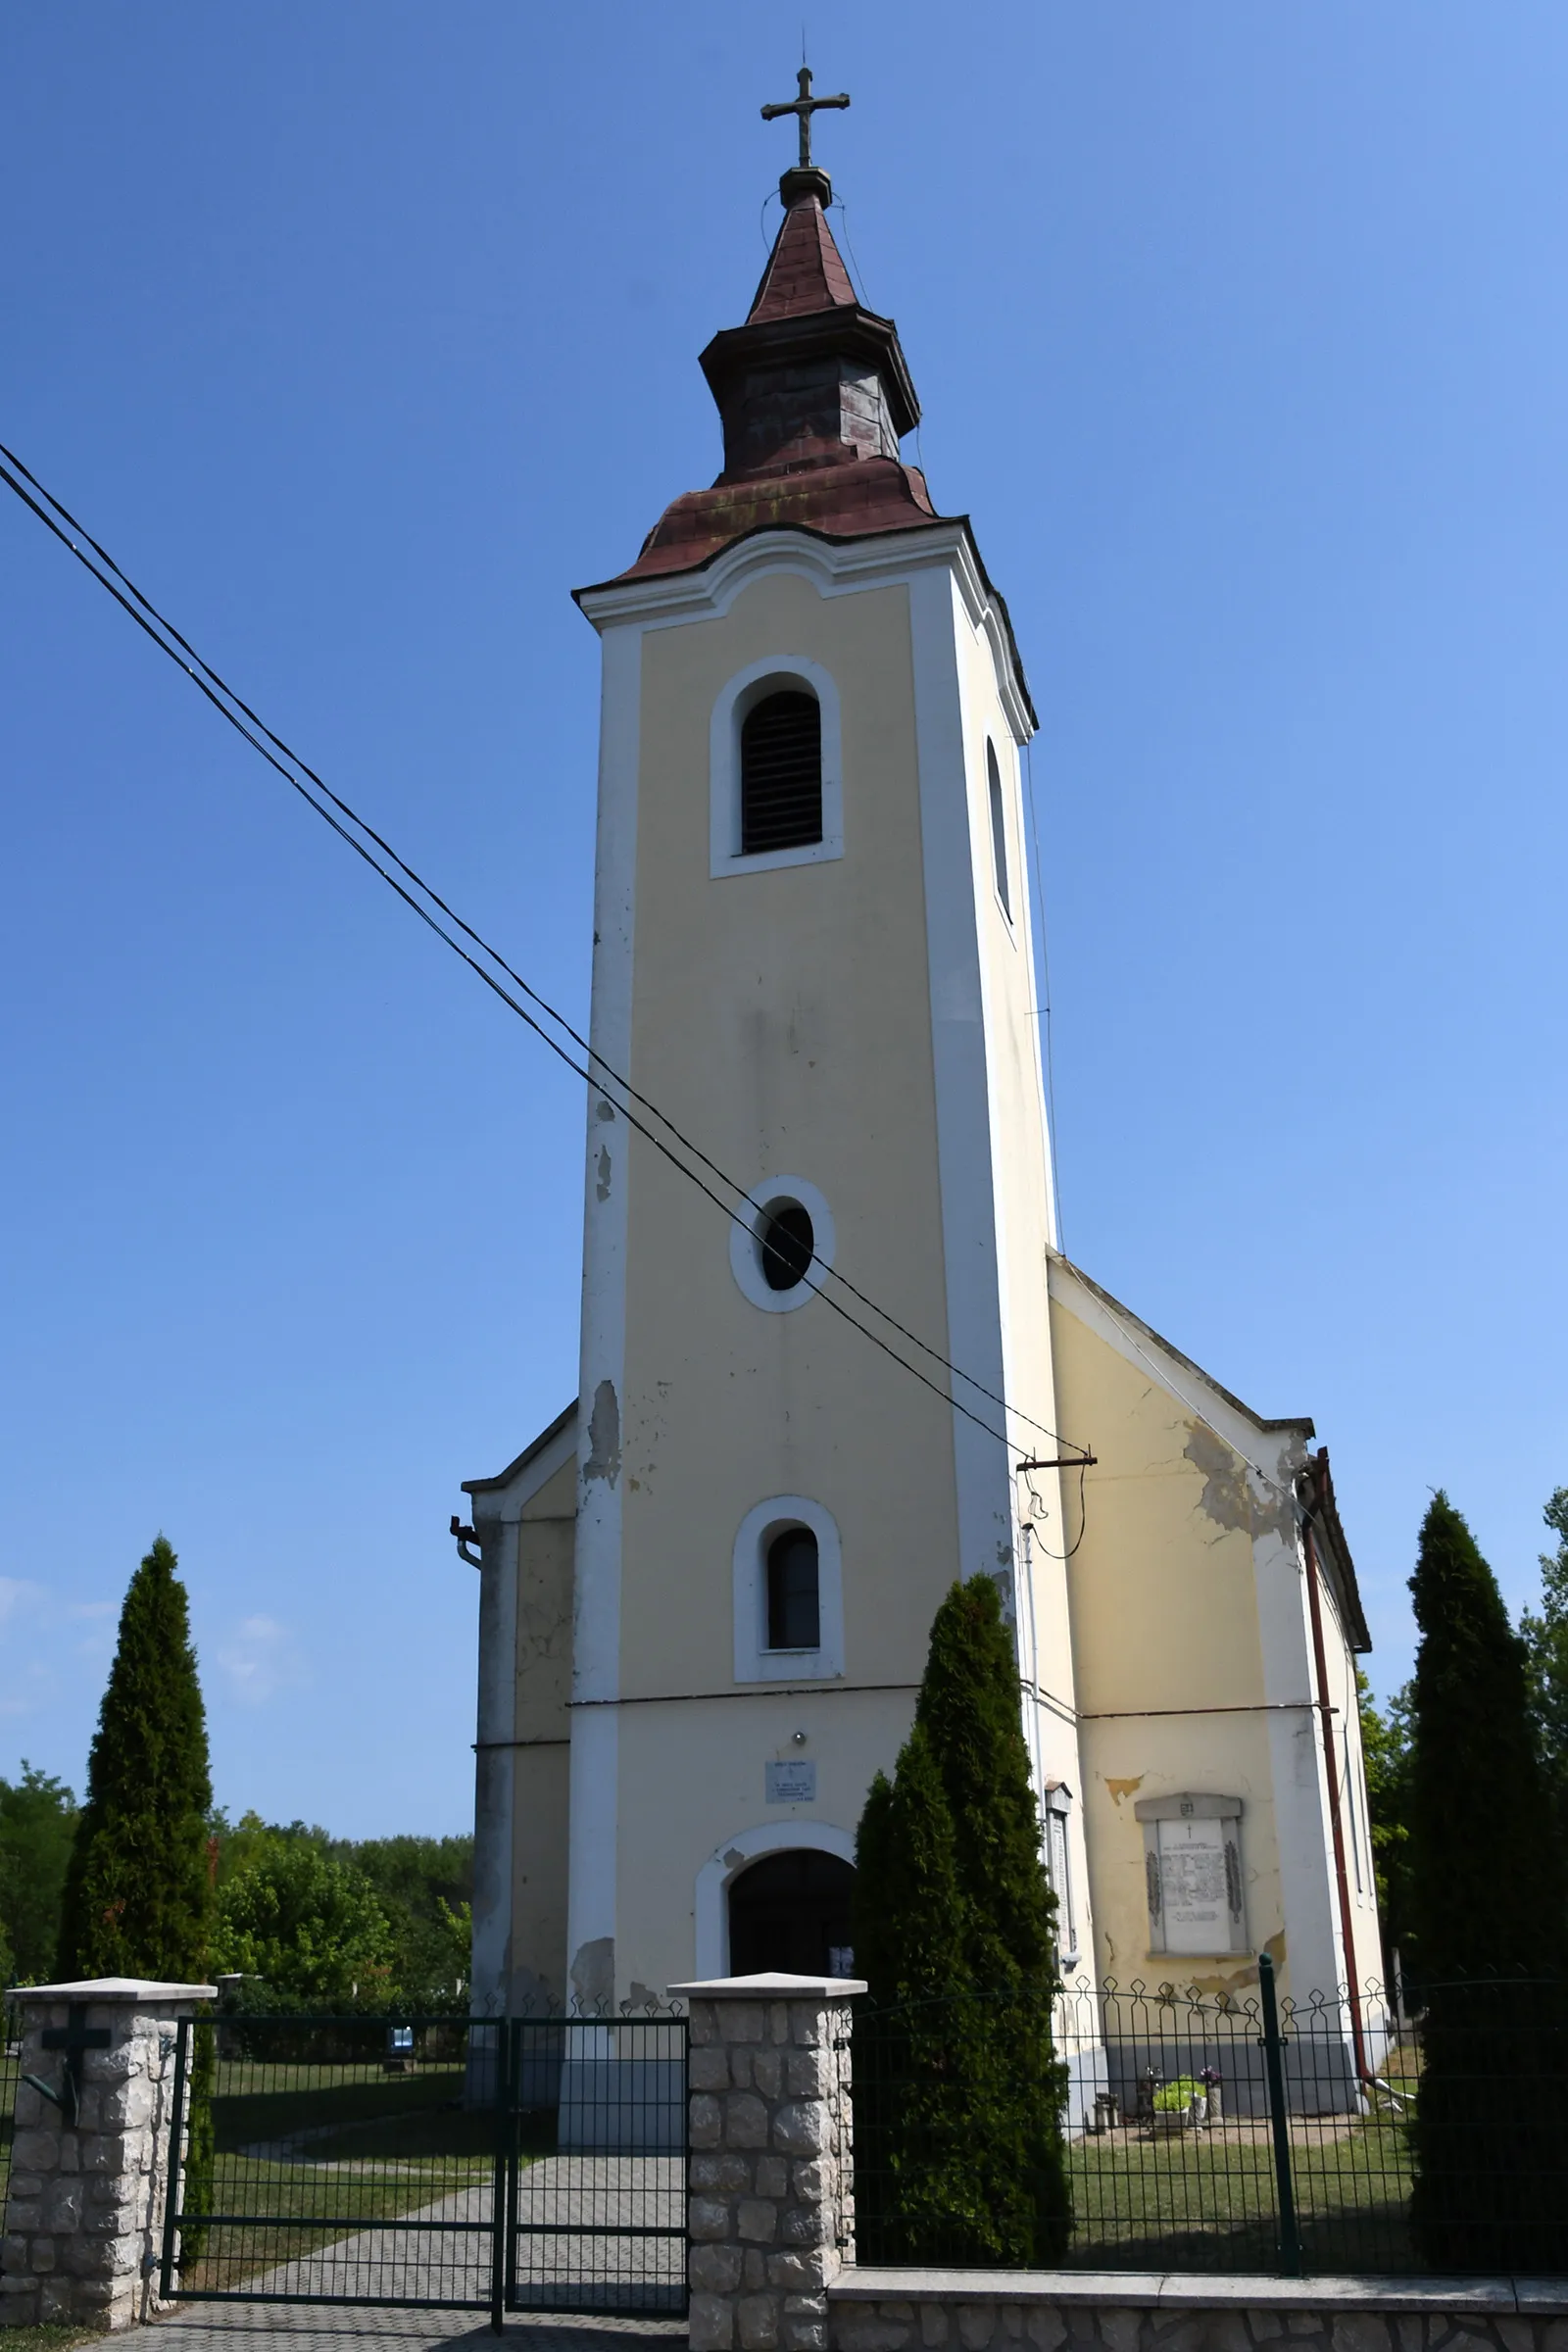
(7, 1976), (219, 2003)
(667, 1971), (867, 1998)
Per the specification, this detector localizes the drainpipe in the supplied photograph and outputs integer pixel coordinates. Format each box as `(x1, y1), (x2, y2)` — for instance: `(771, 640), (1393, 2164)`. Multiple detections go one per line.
(1300, 1494), (1369, 2084)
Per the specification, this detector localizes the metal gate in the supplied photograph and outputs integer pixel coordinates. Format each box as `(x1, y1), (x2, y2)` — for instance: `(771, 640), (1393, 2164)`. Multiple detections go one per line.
(159, 2010), (688, 2328)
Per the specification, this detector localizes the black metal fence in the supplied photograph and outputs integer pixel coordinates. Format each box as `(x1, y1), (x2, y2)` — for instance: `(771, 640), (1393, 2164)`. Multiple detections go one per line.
(156, 2008), (688, 2324)
(0, 1999), (21, 2210)
(852, 1961), (1568, 2278)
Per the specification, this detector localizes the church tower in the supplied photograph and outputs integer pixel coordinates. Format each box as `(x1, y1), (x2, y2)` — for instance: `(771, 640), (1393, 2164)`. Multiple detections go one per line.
(465, 75), (1384, 2048)
(551, 83), (1094, 2009)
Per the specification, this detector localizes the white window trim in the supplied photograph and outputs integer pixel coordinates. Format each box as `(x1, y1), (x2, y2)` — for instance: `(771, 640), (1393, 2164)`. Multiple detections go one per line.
(733, 1494), (845, 1684)
(710, 654), (845, 878)
(985, 737), (1016, 936)
(728, 1173), (837, 1315)
(1042, 1782), (1080, 1971)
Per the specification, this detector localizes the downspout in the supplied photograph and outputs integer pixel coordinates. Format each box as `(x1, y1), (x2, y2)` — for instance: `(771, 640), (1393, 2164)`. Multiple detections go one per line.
(1301, 1500), (1368, 2083)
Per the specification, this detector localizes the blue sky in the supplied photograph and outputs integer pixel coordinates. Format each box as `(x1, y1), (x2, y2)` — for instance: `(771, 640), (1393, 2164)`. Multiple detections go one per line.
(2, 4), (1564, 1837)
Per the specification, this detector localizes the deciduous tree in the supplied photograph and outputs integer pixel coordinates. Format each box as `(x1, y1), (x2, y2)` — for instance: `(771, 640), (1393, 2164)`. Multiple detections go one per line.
(0, 1763), (78, 1984)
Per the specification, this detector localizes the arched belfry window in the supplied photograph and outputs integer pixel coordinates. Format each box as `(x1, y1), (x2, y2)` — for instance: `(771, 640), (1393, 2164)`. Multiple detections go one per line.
(766, 1526), (820, 1650)
(741, 690), (822, 856)
(987, 739), (1011, 917)
(733, 1495), (844, 1682)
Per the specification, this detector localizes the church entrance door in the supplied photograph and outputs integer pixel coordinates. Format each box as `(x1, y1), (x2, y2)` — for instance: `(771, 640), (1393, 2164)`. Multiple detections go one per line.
(727, 1849), (856, 1976)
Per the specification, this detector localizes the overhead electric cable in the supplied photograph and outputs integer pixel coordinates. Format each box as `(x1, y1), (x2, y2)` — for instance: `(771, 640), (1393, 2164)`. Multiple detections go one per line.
(0, 437), (1092, 1471)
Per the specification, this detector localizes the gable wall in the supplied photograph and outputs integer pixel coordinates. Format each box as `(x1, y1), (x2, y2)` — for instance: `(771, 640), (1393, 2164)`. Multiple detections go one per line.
(1049, 1283), (1298, 1995)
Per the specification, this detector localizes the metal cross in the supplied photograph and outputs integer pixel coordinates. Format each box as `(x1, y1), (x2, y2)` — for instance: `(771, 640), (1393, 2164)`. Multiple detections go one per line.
(760, 66), (850, 172)
(25, 2001), (112, 2129)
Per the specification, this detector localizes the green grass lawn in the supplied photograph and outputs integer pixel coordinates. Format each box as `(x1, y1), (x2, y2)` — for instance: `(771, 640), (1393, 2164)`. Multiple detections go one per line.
(1064, 2113), (1416, 2273)
(0, 2327), (103, 2349)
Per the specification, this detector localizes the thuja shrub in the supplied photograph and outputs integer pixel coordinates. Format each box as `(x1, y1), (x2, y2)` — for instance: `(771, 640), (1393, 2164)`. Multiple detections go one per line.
(854, 1576), (1070, 2266)
(58, 1534), (216, 2258)
(1404, 1494), (1568, 2272)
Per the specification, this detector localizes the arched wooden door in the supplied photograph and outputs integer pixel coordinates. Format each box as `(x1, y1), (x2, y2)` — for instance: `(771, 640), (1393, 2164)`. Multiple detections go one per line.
(727, 1849), (856, 1977)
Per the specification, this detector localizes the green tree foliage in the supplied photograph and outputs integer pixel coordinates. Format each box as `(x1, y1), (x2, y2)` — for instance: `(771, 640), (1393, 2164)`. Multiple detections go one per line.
(214, 1817), (396, 2004)
(1518, 1487), (1568, 1846)
(330, 1833), (473, 2007)
(913, 1575), (1059, 1990)
(854, 1576), (1070, 2266)
(1354, 1671), (1412, 1975)
(56, 1535), (217, 2259)
(1404, 1494), (1568, 2272)
(1405, 1494), (1561, 1980)
(58, 1537), (214, 1981)
(0, 1763), (79, 1984)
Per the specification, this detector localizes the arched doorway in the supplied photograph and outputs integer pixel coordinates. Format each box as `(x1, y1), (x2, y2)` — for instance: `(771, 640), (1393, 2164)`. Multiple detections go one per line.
(727, 1848), (856, 1977)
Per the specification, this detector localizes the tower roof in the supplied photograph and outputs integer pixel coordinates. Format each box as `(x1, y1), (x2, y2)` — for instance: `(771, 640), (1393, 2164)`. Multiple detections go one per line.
(745, 195), (858, 323)
(611, 185), (936, 584)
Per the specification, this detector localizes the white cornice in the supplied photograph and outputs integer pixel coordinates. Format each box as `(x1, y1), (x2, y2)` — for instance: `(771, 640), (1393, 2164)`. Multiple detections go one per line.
(574, 522), (1036, 744)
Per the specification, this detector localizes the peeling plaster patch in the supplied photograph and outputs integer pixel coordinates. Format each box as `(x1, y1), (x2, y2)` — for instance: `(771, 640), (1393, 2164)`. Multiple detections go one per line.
(629, 1981), (658, 2010)
(1184, 1960), (1261, 1999)
(1184, 1423), (1295, 1545)
(570, 1936), (614, 2013)
(1103, 1777), (1144, 1807)
(584, 1380), (621, 1488)
(723, 1848), (747, 1874)
(595, 1097), (614, 1122)
(596, 1146), (612, 1202)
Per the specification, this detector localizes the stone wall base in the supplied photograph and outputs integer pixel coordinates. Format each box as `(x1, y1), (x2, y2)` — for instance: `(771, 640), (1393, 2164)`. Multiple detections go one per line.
(827, 2269), (1568, 2352)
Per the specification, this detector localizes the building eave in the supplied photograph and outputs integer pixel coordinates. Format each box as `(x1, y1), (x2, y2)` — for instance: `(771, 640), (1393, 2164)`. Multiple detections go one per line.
(1304, 1446), (1373, 1656)
(463, 1399), (577, 1504)
(1049, 1252), (1316, 1443)
(573, 517), (1039, 739)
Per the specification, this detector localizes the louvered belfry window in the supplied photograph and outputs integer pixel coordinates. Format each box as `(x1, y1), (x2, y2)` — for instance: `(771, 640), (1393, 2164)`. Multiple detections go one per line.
(740, 689), (822, 856)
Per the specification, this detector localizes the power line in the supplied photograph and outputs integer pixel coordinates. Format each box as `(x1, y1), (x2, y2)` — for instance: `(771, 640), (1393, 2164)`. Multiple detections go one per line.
(0, 438), (1093, 1472)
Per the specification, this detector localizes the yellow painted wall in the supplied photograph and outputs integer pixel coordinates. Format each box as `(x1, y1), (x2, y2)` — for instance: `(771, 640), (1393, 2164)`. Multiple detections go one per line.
(1049, 1282), (1287, 1994)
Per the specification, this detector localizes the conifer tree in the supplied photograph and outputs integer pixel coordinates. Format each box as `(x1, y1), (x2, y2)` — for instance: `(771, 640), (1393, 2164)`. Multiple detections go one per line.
(915, 1574), (1059, 1988)
(853, 1577), (1070, 2265)
(1518, 1488), (1568, 1849)
(58, 1536), (216, 2255)
(1405, 1494), (1560, 1980)
(1405, 1494), (1568, 2271)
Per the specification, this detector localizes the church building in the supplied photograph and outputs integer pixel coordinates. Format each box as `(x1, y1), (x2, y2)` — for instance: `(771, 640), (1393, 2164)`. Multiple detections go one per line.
(459, 81), (1384, 2043)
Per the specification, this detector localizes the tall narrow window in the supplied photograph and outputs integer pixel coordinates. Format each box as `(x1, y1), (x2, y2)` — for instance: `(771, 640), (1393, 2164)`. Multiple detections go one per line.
(986, 740), (1011, 916)
(766, 1527), (820, 1650)
(742, 690), (822, 856)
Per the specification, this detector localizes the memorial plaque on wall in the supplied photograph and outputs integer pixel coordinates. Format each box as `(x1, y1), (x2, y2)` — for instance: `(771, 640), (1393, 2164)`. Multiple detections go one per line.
(1158, 1819), (1230, 1954)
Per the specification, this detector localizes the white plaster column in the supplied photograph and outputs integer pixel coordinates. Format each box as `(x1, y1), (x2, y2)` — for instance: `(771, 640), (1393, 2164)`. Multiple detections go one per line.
(567, 616), (642, 2007)
(1, 1976), (215, 2331)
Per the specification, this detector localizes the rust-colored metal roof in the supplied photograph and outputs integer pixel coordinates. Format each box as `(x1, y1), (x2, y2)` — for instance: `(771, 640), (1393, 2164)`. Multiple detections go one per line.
(600, 189), (945, 588)
(621, 457), (941, 581)
(747, 196), (857, 322)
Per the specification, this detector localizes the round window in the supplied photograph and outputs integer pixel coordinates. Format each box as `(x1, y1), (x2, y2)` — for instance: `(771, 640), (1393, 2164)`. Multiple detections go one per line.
(729, 1173), (834, 1314)
(760, 1200), (814, 1293)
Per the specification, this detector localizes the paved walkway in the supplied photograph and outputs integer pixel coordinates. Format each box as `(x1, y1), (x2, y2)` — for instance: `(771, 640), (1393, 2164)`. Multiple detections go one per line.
(152, 2314), (683, 2348)
(148, 2152), (685, 2348)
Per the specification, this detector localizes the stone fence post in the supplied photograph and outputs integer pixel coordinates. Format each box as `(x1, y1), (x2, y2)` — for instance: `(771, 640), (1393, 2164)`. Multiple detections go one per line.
(668, 1971), (863, 2352)
(2, 1975), (216, 2332)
